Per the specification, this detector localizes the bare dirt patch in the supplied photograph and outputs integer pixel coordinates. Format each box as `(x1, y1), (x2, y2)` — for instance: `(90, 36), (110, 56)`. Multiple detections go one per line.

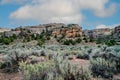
(113, 74), (120, 80)
(0, 72), (23, 80)
(70, 58), (90, 67)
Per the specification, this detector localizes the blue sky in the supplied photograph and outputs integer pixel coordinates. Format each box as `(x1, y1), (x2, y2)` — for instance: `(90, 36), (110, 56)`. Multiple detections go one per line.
(0, 0), (120, 29)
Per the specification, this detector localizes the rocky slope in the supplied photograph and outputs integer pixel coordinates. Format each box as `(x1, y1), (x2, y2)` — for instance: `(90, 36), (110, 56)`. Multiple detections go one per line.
(0, 28), (10, 33)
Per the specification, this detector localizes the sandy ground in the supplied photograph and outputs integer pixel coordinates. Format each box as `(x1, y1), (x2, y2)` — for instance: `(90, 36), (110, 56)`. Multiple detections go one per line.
(71, 59), (89, 66)
(113, 74), (120, 80)
(0, 72), (23, 80)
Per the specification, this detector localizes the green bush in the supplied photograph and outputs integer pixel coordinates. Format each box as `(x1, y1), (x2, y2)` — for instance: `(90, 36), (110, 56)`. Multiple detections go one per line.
(96, 39), (104, 44)
(46, 36), (51, 40)
(63, 39), (76, 45)
(2, 38), (12, 45)
(89, 38), (95, 42)
(83, 37), (88, 42)
(70, 40), (76, 45)
(0, 34), (18, 45)
(75, 38), (82, 43)
(31, 34), (36, 40)
(0, 62), (3, 69)
(12, 34), (17, 39)
(63, 40), (70, 45)
(26, 36), (31, 42)
(37, 39), (45, 46)
(105, 40), (116, 46)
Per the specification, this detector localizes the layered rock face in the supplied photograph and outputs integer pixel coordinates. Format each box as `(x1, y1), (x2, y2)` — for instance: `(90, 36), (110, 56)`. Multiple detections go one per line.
(25, 23), (66, 34)
(115, 25), (120, 33)
(52, 24), (82, 38)
(113, 25), (120, 40)
(3, 23), (119, 39)
(83, 28), (112, 39)
(4, 31), (21, 37)
(4, 23), (66, 37)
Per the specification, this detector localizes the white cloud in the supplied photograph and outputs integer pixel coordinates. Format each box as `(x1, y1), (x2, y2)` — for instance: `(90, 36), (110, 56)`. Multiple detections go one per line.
(94, 3), (117, 17)
(0, 0), (32, 5)
(96, 25), (108, 29)
(96, 24), (120, 29)
(9, 0), (117, 24)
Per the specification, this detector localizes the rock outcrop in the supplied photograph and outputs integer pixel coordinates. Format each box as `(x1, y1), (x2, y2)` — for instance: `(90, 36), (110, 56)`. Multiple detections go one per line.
(0, 28), (10, 33)
(115, 25), (120, 33)
(83, 28), (112, 39)
(52, 24), (82, 38)
(3, 23), (119, 40)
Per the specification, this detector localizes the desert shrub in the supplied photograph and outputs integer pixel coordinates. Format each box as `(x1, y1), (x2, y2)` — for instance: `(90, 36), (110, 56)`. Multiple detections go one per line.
(96, 39), (104, 44)
(84, 46), (89, 49)
(70, 40), (76, 45)
(112, 51), (120, 73)
(76, 53), (89, 60)
(89, 38), (95, 42)
(0, 34), (18, 45)
(91, 46), (114, 58)
(54, 35), (57, 38)
(29, 56), (39, 64)
(46, 36), (51, 40)
(76, 48), (93, 60)
(96, 38), (116, 46)
(83, 37), (88, 43)
(20, 54), (93, 80)
(97, 45), (101, 48)
(68, 55), (74, 60)
(1, 49), (31, 72)
(105, 40), (116, 46)
(31, 50), (41, 57)
(90, 58), (116, 78)
(80, 66), (93, 80)
(63, 39), (76, 45)
(90, 45), (120, 74)
(12, 34), (17, 39)
(0, 62), (3, 68)
(31, 34), (36, 40)
(70, 51), (78, 55)
(40, 50), (46, 56)
(26, 36), (31, 42)
(63, 40), (70, 45)
(75, 38), (82, 43)
(20, 61), (55, 80)
(76, 52), (84, 59)
(37, 39), (45, 46)
(0, 37), (12, 45)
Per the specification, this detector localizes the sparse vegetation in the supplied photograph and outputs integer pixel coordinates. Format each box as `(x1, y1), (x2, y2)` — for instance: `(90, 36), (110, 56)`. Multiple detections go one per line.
(19, 54), (93, 80)
(0, 29), (120, 80)
(0, 44), (120, 79)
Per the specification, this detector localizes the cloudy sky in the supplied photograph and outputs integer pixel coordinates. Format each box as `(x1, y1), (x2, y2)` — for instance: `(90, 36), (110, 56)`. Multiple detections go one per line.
(0, 0), (120, 29)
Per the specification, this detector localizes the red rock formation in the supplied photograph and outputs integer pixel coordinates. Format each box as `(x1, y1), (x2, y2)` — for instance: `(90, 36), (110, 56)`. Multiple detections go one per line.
(52, 24), (82, 38)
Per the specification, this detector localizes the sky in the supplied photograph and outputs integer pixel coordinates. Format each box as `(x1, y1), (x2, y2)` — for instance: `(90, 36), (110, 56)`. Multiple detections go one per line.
(0, 0), (120, 29)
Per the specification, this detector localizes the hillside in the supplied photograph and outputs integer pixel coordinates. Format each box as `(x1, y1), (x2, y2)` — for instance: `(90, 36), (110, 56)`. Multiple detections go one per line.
(0, 28), (10, 33)
(0, 23), (119, 46)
